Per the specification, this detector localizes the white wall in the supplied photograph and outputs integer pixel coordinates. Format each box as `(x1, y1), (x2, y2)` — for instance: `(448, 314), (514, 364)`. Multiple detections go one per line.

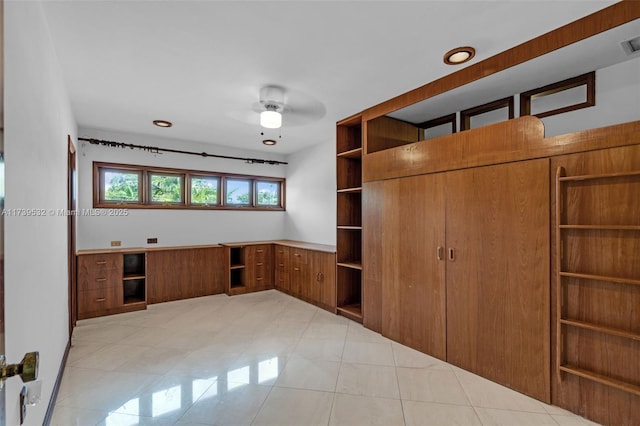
(77, 128), (287, 249)
(285, 139), (336, 246)
(4, 1), (77, 424)
(541, 57), (640, 136)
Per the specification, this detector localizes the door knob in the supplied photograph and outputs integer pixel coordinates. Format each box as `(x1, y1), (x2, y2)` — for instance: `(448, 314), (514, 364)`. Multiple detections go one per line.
(0, 352), (39, 385)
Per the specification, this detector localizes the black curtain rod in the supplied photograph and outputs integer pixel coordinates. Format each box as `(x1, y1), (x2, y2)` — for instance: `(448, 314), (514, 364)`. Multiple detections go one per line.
(78, 137), (288, 165)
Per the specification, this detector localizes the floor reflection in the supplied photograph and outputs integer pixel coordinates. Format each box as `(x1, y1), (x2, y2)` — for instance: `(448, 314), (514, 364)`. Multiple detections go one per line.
(105, 356), (281, 424)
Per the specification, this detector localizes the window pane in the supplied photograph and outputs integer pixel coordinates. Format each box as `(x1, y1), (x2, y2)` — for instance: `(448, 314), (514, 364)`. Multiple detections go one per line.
(191, 176), (219, 205)
(226, 179), (251, 205)
(104, 170), (139, 202)
(257, 181), (280, 206)
(150, 174), (182, 203)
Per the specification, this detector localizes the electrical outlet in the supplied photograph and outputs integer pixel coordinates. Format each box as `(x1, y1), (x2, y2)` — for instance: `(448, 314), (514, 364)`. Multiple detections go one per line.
(147, 238), (158, 244)
(110, 240), (121, 247)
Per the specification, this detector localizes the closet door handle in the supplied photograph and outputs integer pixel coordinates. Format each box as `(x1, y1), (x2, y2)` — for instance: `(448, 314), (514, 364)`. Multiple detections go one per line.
(448, 248), (455, 262)
(436, 246), (443, 261)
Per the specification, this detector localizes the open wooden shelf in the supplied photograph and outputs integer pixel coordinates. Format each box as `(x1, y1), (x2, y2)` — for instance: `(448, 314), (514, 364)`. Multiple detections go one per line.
(560, 318), (640, 341)
(337, 187), (362, 194)
(336, 116), (364, 326)
(559, 365), (640, 397)
(337, 261), (362, 270)
(558, 170), (640, 182)
(337, 147), (363, 159)
(559, 225), (640, 230)
(337, 304), (362, 322)
(559, 271), (640, 287)
(555, 166), (640, 400)
(123, 275), (145, 280)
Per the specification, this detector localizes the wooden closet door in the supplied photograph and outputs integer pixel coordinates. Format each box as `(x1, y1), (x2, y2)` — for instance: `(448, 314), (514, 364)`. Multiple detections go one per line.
(380, 173), (447, 360)
(445, 158), (550, 402)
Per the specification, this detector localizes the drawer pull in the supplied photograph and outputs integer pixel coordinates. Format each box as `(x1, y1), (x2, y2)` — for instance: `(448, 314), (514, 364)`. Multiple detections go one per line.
(256, 249), (264, 253)
(95, 278), (107, 282)
(256, 262), (263, 266)
(294, 253), (301, 257)
(95, 261), (107, 265)
(256, 278), (263, 281)
(95, 298), (106, 302)
(294, 267), (300, 271)
(279, 263), (284, 267)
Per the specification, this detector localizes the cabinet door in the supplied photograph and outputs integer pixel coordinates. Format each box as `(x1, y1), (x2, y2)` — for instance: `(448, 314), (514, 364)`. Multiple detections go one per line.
(380, 173), (447, 360)
(314, 251), (336, 310)
(274, 246), (290, 292)
(147, 250), (182, 303)
(445, 159), (550, 402)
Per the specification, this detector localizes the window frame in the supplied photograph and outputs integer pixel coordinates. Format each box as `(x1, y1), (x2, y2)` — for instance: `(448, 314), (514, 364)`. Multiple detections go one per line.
(460, 96), (515, 131)
(95, 165), (144, 206)
(148, 171), (185, 205)
(255, 179), (283, 208)
(188, 174), (221, 207)
(520, 71), (595, 119)
(93, 162), (285, 211)
(224, 177), (253, 207)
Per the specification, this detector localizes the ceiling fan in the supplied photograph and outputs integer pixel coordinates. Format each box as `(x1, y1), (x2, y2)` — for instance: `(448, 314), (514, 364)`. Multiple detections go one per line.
(248, 85), (327, 129)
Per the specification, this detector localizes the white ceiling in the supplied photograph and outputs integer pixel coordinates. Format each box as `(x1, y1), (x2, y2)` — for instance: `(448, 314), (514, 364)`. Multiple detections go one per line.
(41, 0), (617, 155)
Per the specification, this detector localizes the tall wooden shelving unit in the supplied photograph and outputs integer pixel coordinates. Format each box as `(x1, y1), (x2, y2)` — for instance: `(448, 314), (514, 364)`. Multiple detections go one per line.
(336, 115), (363, 322)
(555, 166), (640, 397)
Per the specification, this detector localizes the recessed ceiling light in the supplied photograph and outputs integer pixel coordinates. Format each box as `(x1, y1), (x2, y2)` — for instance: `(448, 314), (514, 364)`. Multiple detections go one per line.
(153, 120), (172, 128)
(444, 46), (476, 65)
(262, 139), (277, 146)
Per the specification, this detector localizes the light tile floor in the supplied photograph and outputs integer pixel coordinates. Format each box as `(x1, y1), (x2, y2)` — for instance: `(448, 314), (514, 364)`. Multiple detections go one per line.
(52, 290), (599, 426)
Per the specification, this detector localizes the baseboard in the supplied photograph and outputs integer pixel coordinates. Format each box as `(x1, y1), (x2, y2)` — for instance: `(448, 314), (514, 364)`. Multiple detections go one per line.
(42, 339), (71, 426)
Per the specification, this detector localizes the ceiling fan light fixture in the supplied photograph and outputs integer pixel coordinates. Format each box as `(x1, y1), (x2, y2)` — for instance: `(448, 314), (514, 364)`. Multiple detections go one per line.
(260, 105), (282, 129)
(444, 46), (476, 65)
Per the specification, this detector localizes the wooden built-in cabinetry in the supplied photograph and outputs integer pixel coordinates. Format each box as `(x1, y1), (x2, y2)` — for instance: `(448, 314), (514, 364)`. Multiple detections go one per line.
(77, 251), (146, 319)
(551, 145), (640, 424)
(336, 115), (364, 323)
(365, 156), (551, 401)
(226, 244), (274, 295)
(78, 240), (336, 320)
(146, 246), (226, 303)
(355, 115), (640, 423)
(224, 242), (336, 312)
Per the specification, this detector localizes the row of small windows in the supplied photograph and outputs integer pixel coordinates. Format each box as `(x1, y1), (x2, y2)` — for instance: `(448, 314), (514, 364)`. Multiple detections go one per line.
(94, 162), (284, 210)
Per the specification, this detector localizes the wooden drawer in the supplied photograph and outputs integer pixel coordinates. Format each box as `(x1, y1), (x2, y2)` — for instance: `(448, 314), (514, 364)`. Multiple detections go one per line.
(77, 254), (122, 291)
(291, 248), (308, 264)
(78, 287), (121, 315)
(78, 253), (121, 274)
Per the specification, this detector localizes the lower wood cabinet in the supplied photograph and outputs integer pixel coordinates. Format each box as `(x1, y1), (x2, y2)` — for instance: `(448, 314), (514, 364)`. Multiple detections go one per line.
(245, 244), (274, 292)
(77, 251), (146, 319)
(146, 247), (226, 303)
(274, 246), (290, 292)
(78, 242), (336, 319)
(310, 250), (336, 311)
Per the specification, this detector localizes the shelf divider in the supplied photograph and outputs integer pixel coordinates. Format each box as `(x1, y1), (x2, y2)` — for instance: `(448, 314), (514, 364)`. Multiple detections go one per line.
(560, 365), (640, 397)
